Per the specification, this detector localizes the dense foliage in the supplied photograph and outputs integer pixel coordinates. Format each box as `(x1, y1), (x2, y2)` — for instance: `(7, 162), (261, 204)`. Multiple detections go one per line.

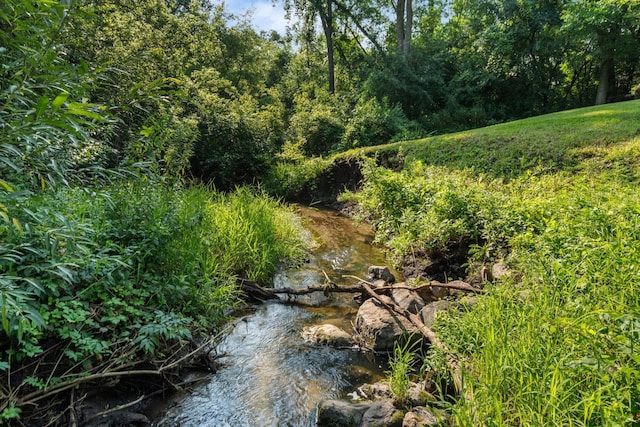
(0, 0), (306, 422)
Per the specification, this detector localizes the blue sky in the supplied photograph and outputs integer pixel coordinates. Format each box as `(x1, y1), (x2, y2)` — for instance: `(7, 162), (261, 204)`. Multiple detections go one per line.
(214, 1), (289, 34)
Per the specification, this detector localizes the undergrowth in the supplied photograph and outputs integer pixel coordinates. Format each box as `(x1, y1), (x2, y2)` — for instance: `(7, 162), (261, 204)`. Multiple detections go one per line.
(0, 183), (305, 421)
(346, 100), (640, 426)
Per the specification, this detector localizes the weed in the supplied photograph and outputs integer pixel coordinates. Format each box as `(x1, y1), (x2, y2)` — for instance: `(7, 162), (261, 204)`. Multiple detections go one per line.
(387, 338), (418, 407)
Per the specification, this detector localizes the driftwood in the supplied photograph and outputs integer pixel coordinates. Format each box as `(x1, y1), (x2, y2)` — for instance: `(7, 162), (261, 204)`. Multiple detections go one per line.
(238, 277), (484, 302)
(239, 275), (476, 397)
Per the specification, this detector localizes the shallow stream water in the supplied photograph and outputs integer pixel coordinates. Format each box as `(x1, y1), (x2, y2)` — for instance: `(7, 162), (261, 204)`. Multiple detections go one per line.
(153, 206), (395, 427)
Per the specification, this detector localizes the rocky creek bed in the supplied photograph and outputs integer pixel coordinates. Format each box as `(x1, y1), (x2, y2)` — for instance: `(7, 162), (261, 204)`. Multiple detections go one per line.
(77, 206), (507, 426)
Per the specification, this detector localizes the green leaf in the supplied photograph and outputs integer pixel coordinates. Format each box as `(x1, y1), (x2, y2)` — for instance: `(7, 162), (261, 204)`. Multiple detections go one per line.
(139, 126), (154, 138)
(0, 179), (14, 192)
(35, 96), (49, 118)
(0, 403), (21, 420)
(51, 92), (69, 111)
(66, 102), (104, 121)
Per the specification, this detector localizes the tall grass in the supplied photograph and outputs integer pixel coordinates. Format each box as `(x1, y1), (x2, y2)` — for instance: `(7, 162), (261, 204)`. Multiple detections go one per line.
(347, 100), (640, 425)
(1, 182), (305, 419)
(387, 339), (418, 407)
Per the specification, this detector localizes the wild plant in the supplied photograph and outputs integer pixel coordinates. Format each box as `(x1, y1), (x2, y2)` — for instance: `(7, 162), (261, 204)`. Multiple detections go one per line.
(350, 102), (640, 425)
(387, 338), (419, 407)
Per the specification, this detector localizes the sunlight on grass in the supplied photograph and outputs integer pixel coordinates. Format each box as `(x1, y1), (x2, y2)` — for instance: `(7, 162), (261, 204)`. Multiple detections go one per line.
(344, 100), (640, 426)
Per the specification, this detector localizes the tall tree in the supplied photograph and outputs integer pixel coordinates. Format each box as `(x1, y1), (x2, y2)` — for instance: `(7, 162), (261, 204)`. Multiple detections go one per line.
(394, 0), (414, 55)
(563, 0), (640, 105)
(284, 0), (337, 93)
(318, 0), (336, 93)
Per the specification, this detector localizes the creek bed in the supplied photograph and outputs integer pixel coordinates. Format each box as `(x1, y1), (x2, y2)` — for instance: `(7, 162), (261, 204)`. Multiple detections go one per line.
(152, 206), (395, 427)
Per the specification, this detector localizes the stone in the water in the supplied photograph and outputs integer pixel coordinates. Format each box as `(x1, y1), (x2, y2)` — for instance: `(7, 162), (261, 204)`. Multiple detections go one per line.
(316, 399), (370, 426)
(302, 324), (352, 347)
(368, 266), (396, 284)
(355, 298), (416, 351)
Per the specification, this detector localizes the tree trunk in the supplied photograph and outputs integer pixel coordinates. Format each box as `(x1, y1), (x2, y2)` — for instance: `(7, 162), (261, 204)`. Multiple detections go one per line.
(595, 58), (613, 105)
(319, 0), (335, 94)
(395, 0), (405, 51)
(402, 0), (412, 55)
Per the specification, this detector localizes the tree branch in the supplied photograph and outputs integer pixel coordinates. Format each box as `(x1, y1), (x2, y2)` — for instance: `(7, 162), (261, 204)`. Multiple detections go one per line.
(346, 275), (466, 396)
(13, 337), (213, 408)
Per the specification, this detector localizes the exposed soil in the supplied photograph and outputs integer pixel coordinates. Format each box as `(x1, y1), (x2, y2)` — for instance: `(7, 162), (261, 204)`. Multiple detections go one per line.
(295, 157), (364, 203)
(400, 243), (472, 283)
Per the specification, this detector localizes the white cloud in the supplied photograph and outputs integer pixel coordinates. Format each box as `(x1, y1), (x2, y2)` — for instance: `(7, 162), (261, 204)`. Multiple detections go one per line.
(221, 1), (289, 35)
(251, 3), (288, 34)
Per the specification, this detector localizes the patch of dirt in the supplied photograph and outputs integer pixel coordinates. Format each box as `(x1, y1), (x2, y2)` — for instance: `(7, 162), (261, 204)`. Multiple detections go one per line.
(295, 158), (364, 203)
(400, 243), (471, 283)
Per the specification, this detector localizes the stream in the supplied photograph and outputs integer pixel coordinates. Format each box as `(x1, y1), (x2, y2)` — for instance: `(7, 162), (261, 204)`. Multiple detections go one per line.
(152, 206), (396, 427)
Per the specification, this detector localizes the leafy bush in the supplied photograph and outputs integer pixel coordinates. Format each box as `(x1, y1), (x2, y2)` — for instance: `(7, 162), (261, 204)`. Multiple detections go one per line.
(339, 98), (413, 150)
(286, 94), (345, 156)
(188, 68), (282, 189)
(363, 52), (447, 120)
(262, 157), (333, 199)
(350, 159), (509, 263)
(0, 0), (106, 191)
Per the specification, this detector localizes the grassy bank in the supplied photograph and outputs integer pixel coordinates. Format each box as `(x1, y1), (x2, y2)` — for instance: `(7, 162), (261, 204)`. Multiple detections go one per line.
(0, 183), (304, 422)
(343, 100), (640, 425)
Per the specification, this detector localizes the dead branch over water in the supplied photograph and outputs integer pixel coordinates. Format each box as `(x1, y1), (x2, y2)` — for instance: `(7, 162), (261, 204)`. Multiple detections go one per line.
(239, 275), (480, 397)
(238, 277), (485, 301)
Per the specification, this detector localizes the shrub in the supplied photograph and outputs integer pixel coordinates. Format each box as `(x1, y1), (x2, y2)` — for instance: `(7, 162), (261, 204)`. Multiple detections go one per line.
(340, 98), (412, 150)
(0, 182), (306, 420)
(286, 94), (345, 156)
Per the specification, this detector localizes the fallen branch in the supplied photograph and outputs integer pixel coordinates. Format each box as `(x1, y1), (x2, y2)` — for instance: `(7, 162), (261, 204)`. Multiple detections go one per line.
(342, 275), (485, 295)
(238, 279), (279, 301)
(345, 275), (467, 398)
(377, 281), (485, 295)
(84, 394), (146, 425)
(12, 337), (213, 409)
(239, 278), (484, 301)
(273, 284), (363, 296)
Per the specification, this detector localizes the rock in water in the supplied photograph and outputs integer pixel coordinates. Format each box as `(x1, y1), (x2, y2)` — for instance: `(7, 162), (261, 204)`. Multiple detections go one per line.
(368, 266), (396, 284)
(355, 298), (416, 351)
(316, 399), (371, 426)
(317, 398), (404, 427)
(302, 324), (353, 347)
